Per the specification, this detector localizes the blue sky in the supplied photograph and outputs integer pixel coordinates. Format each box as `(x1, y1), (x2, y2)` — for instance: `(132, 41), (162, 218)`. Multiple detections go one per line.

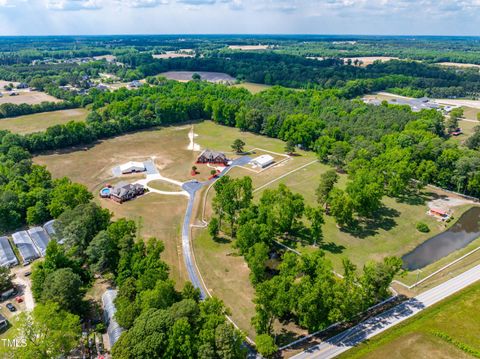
(0, 0), (478, 36)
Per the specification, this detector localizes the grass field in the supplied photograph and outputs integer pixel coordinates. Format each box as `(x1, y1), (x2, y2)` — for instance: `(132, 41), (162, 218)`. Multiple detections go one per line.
(0, 108), (88, 134)
(233, 82), (272, 94)
(0, 91), (61, 105)
(338, 282), (480, 359)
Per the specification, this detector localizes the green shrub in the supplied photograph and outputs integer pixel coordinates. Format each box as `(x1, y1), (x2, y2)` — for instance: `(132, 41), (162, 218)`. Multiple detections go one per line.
(256, 334), (278, 358)
(416, 222), (430, 233)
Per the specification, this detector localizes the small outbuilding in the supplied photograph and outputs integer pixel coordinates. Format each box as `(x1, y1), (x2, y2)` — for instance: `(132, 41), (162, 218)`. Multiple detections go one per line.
(196, 149), (228, 165)
(251, 154), (274, 168)
(119, 161), (146, 175)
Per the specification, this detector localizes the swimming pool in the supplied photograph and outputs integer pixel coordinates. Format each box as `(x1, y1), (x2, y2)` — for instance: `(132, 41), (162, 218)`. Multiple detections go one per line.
(100, 187), (111, 197)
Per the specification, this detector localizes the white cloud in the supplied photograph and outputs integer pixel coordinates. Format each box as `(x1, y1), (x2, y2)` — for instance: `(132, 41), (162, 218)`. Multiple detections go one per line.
(0, 0), (26, 7)
(46, 0), (101, 10)
(117, 0), (168, 7)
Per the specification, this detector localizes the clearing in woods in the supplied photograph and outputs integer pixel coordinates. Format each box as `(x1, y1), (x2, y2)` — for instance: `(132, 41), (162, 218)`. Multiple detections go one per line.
(0, 108), (89, 134)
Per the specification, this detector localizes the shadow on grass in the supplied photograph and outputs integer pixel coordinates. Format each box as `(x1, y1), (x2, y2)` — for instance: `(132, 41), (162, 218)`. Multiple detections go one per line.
(342, 205), (400, 239)
(212, 235), (231, 244)
(321, 241), (346, 254)
(395, 189), (437, 206)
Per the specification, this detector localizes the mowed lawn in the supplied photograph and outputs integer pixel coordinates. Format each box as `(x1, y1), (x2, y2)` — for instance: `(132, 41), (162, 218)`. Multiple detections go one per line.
(34, 125), (202, 286)
(0, 108), (89, 134)
(338, 282), (480, 359)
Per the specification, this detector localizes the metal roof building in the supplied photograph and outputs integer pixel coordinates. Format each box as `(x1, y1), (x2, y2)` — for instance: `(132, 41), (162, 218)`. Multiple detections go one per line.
(12, 231), (40, 264)
(102, 289), (124, 348)
(43, 220), (56, 237)
(0, 237), (18, 267)
(27, 227), (51, 257)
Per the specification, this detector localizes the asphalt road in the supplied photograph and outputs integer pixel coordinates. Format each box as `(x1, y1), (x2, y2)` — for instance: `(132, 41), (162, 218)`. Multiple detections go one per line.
(181, 156), (252, 300)
(292, 264), (480, 359)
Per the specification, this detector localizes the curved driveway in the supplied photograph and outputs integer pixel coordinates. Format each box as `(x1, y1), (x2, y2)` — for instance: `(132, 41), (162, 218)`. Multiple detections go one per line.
(181, 156), (252, 299)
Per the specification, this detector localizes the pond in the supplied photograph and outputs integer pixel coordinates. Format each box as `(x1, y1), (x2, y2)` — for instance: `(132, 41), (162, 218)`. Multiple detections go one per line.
(402, 206), (480, 270)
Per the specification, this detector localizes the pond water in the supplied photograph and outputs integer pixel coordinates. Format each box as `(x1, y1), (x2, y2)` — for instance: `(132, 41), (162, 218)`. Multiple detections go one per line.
(402, 207), (480, 270)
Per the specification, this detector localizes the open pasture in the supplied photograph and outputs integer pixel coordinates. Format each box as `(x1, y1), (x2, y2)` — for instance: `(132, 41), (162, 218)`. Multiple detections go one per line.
(0, 108), (88, 134)
(0, 90), (61, 105)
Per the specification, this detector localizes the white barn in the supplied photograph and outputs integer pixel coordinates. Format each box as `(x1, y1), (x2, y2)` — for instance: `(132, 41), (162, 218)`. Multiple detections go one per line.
(251, 154), (274, 168)
(119, 161), (146, 174)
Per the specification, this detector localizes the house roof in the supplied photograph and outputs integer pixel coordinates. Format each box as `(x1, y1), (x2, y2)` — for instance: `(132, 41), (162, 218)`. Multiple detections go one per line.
(119, 161), (145, 172)
(252, 154), (274, 166)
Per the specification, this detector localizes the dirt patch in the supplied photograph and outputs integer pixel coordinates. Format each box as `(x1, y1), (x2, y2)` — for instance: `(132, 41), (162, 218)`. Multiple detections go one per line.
(436, 62), (480, 69)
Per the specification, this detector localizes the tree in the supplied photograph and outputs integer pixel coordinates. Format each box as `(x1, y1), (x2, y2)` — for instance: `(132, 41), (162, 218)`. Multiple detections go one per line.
(255, 334), (278, 358)
(40, 268), (84, 314)
(10, 303), (81, 359)
(284, 140), (296, 155)
(47, 178), (93, 218)
(231, 138), (245, 154)
(0, 266), (14, 293)
(208, 217), (220, 239)
(192, 165), (198, 174)
(446, 107), (463, 133)
(361, 256), (403, 305)
(306, 206), (324, 245)
(192, 73), (202, 81)
(211, 169), (218, 176)
(328, 188), (354, 227)
(316, 169), (339, 207)
(215, 322), (245, 359)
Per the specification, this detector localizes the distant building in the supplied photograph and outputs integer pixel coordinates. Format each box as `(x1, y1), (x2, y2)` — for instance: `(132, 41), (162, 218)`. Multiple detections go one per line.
(102, 290), (124, 348)
(251, 154), (274, 168)
(16, 82), (28, 89)
(120, 161), (146, 174)
(110, 183), (146, 203)
(96, 84), (109, 91)
(196, 149), (228, 165)
(128, 80), (142, 88)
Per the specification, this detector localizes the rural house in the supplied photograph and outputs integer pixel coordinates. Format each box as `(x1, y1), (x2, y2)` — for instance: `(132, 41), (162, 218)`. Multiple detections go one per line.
(110, 183), (146, 203)
(196, 149), (228, 165)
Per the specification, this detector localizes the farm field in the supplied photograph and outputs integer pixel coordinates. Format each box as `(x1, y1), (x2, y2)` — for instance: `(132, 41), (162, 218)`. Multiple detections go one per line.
(338, 282), (480, 359)
(0, 90), (61, 105)
(0, 108), (88, 134)
(153, 52), (194, 59)
(160, 71), (235, 83)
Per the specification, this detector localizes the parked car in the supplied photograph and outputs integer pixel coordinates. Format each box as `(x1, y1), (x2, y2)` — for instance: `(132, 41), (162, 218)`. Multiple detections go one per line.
(24, 271), (31, 277)
(15, 297), (23, 303)
(6, 303), (16, 312)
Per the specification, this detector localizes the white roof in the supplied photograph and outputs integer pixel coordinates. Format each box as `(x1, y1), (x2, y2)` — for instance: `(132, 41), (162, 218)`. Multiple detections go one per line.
(119, 161), (145, 172)
(252, 154), (274, 165)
